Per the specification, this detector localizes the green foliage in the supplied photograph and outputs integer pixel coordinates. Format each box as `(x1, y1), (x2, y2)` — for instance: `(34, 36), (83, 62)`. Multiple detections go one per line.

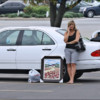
(24, 6), (33, 14)
(64, 12), (83, 18)
(24, 5), (49, 15)
(0, 14), (5, 17)
(7, 13), (17, 18)
(22, 14), (32, 18)
(19, 13), (25, 17)
(30, 13), (46, 18)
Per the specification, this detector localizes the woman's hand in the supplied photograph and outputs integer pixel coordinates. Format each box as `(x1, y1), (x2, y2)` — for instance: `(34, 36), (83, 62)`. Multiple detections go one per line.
(67, 27), (70, 35)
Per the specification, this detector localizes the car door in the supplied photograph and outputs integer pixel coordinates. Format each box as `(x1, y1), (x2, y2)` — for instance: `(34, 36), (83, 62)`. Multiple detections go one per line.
(12, 3), (21, 12)
(16, 30), (57, 70)
(0, 30), (20, 69)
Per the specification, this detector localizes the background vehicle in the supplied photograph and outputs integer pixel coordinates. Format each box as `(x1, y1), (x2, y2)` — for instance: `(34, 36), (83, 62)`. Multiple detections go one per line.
(69, 1), (91, 13)
(83, 4), (100, 17)
(57, 1), (91, 13)
(0, 1), (26, 14)
(87, 0), (100, 6)
(0, 26), (100, 81)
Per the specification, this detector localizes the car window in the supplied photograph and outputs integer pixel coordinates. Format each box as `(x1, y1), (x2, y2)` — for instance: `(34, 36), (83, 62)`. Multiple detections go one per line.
(56, 29), (66, 36)
(3, 3), (12, 7)
(42, 33), (55, 45)
(21, 30), (55, 45)
(36, 30), (55, 45)
(0, 30), (20, 45)
(12, 3), (20, 7)
(22, 30), (42, 45)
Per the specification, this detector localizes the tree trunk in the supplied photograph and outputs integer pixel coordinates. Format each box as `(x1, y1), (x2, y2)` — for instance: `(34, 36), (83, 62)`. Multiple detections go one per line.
(50, 1), (57, 26)
(54, 0), (66, 27)
(50, 0), (82, 27)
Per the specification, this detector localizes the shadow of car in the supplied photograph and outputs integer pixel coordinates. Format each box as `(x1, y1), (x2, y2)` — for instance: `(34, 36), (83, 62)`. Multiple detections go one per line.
(0, 1), (26, 14)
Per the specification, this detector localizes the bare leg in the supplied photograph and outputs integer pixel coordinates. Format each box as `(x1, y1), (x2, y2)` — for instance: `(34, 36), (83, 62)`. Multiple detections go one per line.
(67, 64), (72, 83)
(69, 63), (76, 84)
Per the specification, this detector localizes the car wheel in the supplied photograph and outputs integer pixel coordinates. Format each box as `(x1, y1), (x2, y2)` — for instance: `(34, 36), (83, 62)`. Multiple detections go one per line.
(63, 59), (69, 83)
(74, 71), (83, 80)
(87, 11), (94, 18)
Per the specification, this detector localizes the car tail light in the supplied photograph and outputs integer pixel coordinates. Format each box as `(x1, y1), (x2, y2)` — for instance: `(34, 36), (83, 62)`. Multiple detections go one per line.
(91, 50), (100, 57)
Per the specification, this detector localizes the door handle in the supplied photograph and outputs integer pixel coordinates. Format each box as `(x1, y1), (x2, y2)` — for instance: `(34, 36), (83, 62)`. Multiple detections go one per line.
(7, 49), (16, 51)
(42, 49), (51, 51)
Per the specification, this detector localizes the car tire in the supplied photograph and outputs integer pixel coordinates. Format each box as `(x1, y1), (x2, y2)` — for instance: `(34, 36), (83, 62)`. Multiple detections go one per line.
(63, 59), (69, 83)
(74, 71), (83, 80)
(87, 10), (94, 18)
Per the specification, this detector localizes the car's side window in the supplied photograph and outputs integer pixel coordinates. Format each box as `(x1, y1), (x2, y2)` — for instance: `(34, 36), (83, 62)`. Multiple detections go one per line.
(22, 30), (41, 45)
(4, 3), (12, 7)
(12, 3), (20, 7)
(0, 30), (20, 45)
(21, 30), (55, 45)
(36, 30), (55, 45)
(42, 33), (55, 45)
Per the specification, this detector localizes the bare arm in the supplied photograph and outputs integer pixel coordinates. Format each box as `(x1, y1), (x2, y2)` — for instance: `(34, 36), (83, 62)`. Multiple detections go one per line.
(64, 32), (69, 43)
(66, 30), (80, 44)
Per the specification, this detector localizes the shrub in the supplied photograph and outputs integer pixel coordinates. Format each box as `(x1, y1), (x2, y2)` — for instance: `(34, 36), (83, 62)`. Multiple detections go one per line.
(24, 6), (33, 14)
(24, 5), (49, 15)
(64, 13), (73, 18)
(0, 14), (5, 17)
(7, 13), (17, 18)
(35, 14), (46, 18)
(31, 13), (37, 17)
(64, 12), (83, 18)
(22, 14), (32, 18)
(19, 13), (26, 17)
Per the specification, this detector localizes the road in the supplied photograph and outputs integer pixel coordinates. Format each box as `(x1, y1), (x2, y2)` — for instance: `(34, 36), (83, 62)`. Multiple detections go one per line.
(0, 16), (100, 38)
(0, 17), (100, 99)
(0, 71), (100, 99)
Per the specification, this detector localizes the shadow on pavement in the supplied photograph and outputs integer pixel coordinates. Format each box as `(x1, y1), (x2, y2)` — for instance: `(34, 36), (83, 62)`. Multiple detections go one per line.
(0, 78), (28, 82)
(76, 78), (100, 83)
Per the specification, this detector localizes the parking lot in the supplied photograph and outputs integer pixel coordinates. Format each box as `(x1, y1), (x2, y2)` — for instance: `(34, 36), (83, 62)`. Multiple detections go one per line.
(0, 17), (100, 99)
(0, 71), (100, 99)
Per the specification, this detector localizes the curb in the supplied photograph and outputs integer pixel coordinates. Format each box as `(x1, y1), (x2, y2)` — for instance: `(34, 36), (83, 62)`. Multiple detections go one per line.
(0, 17), (50, 21)
(0, 17), (85, 21)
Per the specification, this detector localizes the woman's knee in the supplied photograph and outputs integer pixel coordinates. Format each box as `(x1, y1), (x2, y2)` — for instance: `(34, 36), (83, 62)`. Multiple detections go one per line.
(71, 63), (76, 67)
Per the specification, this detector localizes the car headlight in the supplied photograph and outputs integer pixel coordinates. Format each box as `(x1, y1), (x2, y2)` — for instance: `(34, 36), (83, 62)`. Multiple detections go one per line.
(83, 8), (87, 12)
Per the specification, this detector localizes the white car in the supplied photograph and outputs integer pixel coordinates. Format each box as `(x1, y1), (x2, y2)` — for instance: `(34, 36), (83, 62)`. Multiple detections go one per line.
(0, 26), (100, 81)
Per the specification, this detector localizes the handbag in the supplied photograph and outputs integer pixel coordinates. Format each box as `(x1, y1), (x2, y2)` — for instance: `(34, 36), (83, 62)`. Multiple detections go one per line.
(75, 36), (86, 52)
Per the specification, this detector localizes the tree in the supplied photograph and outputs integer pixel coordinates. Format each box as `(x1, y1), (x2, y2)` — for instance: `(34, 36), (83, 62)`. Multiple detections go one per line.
(50, 0), (81, 27)
(23, 0), (82, 27)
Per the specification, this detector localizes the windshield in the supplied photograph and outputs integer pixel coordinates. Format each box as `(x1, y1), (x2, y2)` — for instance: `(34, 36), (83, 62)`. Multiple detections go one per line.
(56, 29), (66, 36)
(80, 1), (90, 6)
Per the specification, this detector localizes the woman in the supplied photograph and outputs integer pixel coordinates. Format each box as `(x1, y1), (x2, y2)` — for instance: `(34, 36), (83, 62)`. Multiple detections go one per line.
(64, 20), (80, 84)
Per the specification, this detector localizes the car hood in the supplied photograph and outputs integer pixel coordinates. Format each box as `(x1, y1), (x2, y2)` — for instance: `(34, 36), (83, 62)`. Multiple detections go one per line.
(80, 6), (92, 9)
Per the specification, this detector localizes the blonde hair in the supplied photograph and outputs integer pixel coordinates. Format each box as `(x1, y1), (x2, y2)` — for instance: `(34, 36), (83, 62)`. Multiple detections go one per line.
(67, 20), (77, 31)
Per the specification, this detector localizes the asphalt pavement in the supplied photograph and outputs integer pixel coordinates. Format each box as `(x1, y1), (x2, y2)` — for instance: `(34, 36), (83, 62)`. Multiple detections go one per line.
(0, 72), (100, 99)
